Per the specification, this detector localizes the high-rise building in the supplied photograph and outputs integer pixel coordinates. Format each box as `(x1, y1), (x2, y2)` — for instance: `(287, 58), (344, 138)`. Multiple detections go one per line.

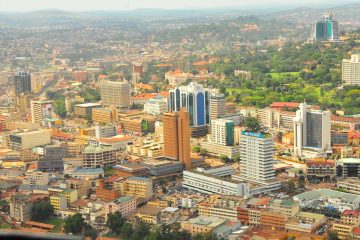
(169, 82), (210, 127)
(239, 132), (276, 184)
(342, 54), (360, 85)
(210, 94), (226, 121)
(293, 102), (331, 157)
(31, 100), (53, 126)
(14, 72), (31, 96)
(100, 80), (130, 110)
(313, 13), (338, 42)
(211, 119), (234, 146)
(163, 108), (191, 170)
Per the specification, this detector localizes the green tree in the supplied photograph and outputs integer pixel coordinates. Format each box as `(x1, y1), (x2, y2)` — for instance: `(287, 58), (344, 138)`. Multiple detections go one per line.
(83, 224), (98, 240)
(54, 98), (67, 118)
(233, 154), (241, 162)
(287, 180), (295, 192)
(244, 117), (261, 133)
(31, 200), (54, 221)
(119, 222), (133, 239)
(298, 175), (306, 190)
(64, 213), (85, 235)
(106, 211), (125, 236)
(0, 200), (9, 214)
(327, 230), (339, 240)
(192, 145), (201, 153)
(220, 154), (230, 163)
(149, 226), (161, 240)
(199, 148), (208, 156)
(132, 221), (150, 240)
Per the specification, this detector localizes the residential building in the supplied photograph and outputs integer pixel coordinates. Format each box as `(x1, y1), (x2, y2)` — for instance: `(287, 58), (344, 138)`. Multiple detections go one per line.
(306, 158), (336, 180)
(82, 145), (116, 168)
(198, 195), (246, 220)
(337, 178), (360, 195)
(163, 109), (191, 170)
(169, 82), (210, 127)
(211, 119), (234, 146)
(118, 176), (153, 199)
(104, 196), (137, 221)
(257, 108), (296, 131)
(144, 96), (168, 115)
(37, 145), (66, 172)
(210, 94), (226, 121)
(23, 171), (49, 186)
(181, 215), (229, 235)
(268, 199), (300, 218)
(100, 80), (130, 110)
(342, 54), (360, 85)
(161, 207), (180, 225)
(95, 125), (117, 139)
(312, 13), (339, 42)
(95, 181), (120, 202)
(10, 194), (47, 222)
(134, 206), (163, 225)
(66, 178), (90, 198)
(294, 102), (331, 157)
(50, 194), (68, 211)
(333, 210), (360, 239)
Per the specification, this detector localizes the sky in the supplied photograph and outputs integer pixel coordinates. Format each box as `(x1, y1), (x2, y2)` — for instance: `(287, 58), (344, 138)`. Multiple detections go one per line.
(0, 0), (355, 12)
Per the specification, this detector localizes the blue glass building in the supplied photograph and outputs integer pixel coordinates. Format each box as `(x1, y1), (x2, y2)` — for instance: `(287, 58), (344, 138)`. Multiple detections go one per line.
(169, 82), (210, 127)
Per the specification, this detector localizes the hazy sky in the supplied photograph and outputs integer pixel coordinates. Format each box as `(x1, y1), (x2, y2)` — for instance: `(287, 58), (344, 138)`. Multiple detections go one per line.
(0, 0), (353, 12)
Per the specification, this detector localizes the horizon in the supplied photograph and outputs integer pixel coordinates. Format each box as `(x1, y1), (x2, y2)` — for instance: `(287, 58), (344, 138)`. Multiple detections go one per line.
(0, 0), (357, 12)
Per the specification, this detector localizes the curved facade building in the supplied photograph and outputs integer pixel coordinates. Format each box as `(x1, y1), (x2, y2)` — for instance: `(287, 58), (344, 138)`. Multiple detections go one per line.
(169, 82), (210, 127)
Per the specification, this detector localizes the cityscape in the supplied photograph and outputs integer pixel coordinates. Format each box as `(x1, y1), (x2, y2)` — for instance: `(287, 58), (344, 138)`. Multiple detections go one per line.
(0, 1), (360, 240)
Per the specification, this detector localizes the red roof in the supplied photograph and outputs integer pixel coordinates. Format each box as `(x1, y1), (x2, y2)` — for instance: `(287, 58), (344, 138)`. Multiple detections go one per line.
(353, 227), (360, 235)
(131, 93), (156, 99)
(306, 159), (335, 167)
(342, 210), (360, 217)
(331, 115), (360, 123)
(270, 102), (299, 109)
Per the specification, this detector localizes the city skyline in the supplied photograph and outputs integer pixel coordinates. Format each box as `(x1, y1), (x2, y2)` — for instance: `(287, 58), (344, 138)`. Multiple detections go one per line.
(0, 0), (356, 12)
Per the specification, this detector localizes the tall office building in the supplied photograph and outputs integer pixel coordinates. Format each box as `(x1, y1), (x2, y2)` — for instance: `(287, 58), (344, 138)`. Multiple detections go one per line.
(239, 132), (276, 184)
(211, 119), (234, 146)
(163, 108), (191, 170)
(169, 82), (210, 127)
(210, 94), (226, 121)
(293, 102), (331, 157)
(31, 100), (53, 126)
(14, 72), (32, 96)
(342, 54), (360, 85)
(100, 80), (130, 110)
(313, 13), (338, 42)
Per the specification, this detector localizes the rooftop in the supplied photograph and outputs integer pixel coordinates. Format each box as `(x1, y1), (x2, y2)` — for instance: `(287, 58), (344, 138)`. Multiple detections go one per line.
(74, 102), (101, 108)
(185, 215), (226, 228)
(296, 211), (325, 221)
(114, 196), (135, 204)
(294, 189), (360, 203)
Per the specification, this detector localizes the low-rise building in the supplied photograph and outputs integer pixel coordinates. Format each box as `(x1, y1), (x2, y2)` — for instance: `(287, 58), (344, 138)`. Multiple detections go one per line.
(23, 171), (49, 186)
(134, 206), (164, 225)
(9, 194), (48, 222)
(333, 210), (360, 239)
(50, 194), (68, 211)
(306, 158), (336, 180)
(104, 196), (137, 221)
(285, 211), (326, 233)
(118, 176), (153, 199)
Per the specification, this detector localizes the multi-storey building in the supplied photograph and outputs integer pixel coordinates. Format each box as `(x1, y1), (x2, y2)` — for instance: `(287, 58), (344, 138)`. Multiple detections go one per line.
(257, 108), (295, 131)
(95, 125), (117, 139)
(23, 171), (49, 186)
(236, 131), (281, 193)
(31, 100), (53, 126)
(66, 178), (90, 198)
(118, 177), (153, 199)
(163, 109), (191, 169)
(169, 82), (210, 127)
(210, 94), (226, 121)
(336, 158), (360, 178)
(100, 80), (130, 110)
(82, 145), (116, 168)
(182, 170), (250, 197)
(74, 103), (101, 119)
(92, 108), (116, 124)
(14, 72), (31, 96)
(10, 194), (47, 221)
(333, 210), (360, 239)
(9, 129), (51, 151)
(313, 13), (339, 42)
(50, 194), (67, 211)
(144, 96), (168, 115)
(306, 158), (336, 180)
(104, 196), (137, 221)
(294, 102), (331, 157)
(342, 54), (360, 85)
(211, 119), (234, 146)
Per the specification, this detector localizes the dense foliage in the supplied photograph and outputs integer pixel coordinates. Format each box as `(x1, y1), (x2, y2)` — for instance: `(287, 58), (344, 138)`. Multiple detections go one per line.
(31, 200), (54, 221)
